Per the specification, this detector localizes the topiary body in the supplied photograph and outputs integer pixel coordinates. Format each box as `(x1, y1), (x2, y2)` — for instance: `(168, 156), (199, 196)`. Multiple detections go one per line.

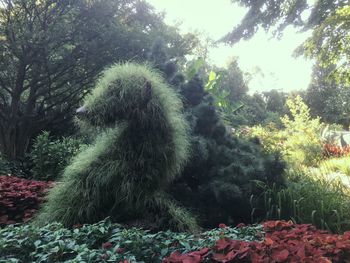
(35, 63), (197, 231)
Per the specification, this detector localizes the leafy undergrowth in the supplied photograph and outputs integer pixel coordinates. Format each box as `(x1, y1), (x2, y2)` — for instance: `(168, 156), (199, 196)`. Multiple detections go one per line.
(0, 219), (262, 263)
(0, 176), (53, 226)
(165, 221), (350, 263)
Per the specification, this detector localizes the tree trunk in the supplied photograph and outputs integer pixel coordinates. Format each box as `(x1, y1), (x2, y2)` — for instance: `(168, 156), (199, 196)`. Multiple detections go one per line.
(0, 122), (32, 161)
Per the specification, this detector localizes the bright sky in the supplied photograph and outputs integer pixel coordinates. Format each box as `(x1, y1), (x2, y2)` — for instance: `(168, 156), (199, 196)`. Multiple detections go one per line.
(146, 0), (314, 93)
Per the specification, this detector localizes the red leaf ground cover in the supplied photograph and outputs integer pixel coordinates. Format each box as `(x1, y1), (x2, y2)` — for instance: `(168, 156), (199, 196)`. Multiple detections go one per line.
(163, 220), (350, 263)
(0, 175), (53, 225)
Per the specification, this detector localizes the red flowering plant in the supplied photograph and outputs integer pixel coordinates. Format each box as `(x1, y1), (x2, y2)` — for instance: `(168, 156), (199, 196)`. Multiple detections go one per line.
(324, 143), (350, 158)
(0, 175), (53, 225)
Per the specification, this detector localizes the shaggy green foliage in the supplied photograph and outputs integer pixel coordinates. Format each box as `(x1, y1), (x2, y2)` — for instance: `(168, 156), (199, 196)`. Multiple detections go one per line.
(30, 132), (86, 181)
(0, 219), (262, 263)
(35, 63), (196, 231)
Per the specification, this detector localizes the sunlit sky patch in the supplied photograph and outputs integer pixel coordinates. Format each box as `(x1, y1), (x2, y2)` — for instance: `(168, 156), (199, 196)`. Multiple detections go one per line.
(146, 0), (314, 93)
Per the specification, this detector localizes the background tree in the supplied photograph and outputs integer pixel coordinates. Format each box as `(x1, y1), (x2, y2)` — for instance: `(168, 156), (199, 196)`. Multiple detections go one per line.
(222, 0), (348, 44)
(263, 89), (287, 114)
(214, 58), (248, 102)
(306, 65), (350, 129)
(0, 0), (198, 160)
(220, 0), (350, 130)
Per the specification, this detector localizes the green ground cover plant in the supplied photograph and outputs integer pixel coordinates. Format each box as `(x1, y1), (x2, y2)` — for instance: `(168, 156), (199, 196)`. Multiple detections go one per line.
(0, 219), (262, 263)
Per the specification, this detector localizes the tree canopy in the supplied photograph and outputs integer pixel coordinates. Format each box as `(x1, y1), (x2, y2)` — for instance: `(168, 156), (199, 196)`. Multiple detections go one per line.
(223, 0), (350, 84)
(0, 0), (198, 160)
(222, 0), (348, 44)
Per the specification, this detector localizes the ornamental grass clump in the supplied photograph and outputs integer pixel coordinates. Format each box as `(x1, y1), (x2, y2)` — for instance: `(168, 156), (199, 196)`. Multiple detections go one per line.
(35, 63), (197, 231)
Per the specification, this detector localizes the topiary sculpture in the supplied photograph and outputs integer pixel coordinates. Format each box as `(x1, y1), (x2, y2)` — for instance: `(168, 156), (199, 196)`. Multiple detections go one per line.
(35, 63), (197, 231)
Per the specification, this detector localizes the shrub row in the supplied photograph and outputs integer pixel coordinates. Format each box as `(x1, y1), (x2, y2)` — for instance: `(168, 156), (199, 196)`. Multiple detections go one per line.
(0, 176), (52, 226)
(164, 220), (350, 263)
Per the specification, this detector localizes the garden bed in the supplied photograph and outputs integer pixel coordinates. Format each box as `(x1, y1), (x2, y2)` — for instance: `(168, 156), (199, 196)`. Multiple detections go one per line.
(1, 219), (350, 262)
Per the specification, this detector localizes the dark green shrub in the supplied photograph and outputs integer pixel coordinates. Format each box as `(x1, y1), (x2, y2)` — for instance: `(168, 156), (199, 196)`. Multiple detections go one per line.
(30, 132), (86, 181)
(35, 63), (197, 232)
(171, 79), (285, 226)
(0, 155), (11, 175)
(0, 155), (29, 177)
(146, 41), (286, 227)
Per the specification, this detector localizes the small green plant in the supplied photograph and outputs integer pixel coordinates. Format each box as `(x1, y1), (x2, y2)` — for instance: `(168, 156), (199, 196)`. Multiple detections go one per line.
(30, 132), (86, 181)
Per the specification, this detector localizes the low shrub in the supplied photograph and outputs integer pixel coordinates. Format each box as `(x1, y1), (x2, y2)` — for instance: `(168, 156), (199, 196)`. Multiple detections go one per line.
(0, 155), (29, 178)
(0, 175), (52, 226)
(247, 96), (324, 168)
(0, 219), (262, 262)
(0, 155), (11, 175)
(164, 220), (350, 262)
(30, 132), (86, 181)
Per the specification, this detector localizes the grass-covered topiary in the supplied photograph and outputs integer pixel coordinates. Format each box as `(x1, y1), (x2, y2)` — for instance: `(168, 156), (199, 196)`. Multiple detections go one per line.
(35, 63), (197, 231)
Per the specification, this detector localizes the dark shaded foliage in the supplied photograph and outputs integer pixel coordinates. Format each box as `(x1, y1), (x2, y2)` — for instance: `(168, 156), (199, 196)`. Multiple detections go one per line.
(147, 40), (286, 227)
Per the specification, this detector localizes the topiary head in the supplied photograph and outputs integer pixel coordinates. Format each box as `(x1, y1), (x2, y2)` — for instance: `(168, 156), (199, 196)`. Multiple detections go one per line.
(76, 63), (190, 185)
(77, 63), (173, 128)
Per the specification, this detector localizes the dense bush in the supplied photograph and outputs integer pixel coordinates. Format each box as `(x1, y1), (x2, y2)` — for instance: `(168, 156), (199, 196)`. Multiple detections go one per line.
(30, 132), (86, 181)
(248, 96), (324, 167)
(163, 68), (285, 227)
(0, 156), (11, 175)
(0, 176), (52, 226)
(145, 41), (286, 228)
(0, 219), (262, 262)
(0, 154), (30, 178)
(165, 220), (350, 262)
